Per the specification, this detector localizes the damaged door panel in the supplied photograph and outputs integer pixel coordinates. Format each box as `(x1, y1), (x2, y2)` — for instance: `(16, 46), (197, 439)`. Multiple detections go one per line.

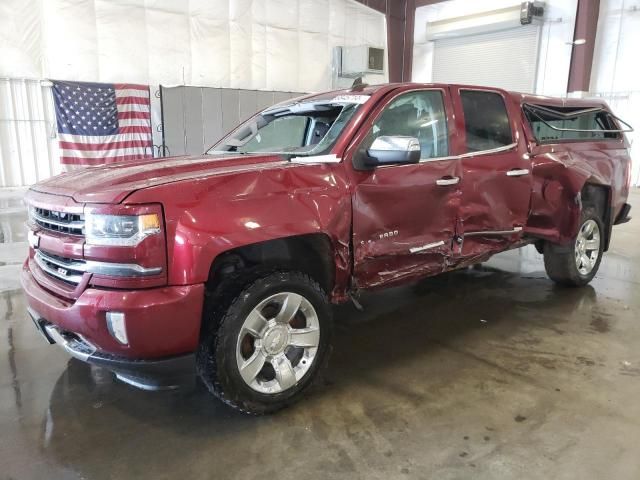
(352, 159), (462, 287)
(349, 88), (461, 288)
(451, 88), (533, 261)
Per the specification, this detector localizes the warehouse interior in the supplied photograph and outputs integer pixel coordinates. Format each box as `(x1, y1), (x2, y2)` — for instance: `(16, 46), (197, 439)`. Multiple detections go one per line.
(1, 0), (640, 479)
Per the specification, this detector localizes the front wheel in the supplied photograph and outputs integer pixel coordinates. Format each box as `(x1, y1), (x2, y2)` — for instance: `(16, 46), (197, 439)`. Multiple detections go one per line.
(197, 271), (333, 414)
(543, 206), (604, 287)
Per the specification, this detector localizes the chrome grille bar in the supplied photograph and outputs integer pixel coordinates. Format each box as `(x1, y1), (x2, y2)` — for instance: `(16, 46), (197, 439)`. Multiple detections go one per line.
(31, 207), (84, 236)
(34, 249), (162, 284)
(34, 251), (84, 284)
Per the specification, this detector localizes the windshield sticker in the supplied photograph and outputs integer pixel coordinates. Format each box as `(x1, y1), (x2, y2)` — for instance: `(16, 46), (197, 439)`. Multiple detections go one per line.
(331, 95), (370, 104)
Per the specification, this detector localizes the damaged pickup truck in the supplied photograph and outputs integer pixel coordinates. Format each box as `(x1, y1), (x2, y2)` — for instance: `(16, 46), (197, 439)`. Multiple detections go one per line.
(22, 83), (633, 414)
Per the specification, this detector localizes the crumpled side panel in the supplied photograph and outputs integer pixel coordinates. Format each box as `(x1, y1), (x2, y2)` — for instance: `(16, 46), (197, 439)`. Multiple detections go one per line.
(351, 158), (461, 290)
(130, 161), (353, 302)
(524, 146), (627, 246)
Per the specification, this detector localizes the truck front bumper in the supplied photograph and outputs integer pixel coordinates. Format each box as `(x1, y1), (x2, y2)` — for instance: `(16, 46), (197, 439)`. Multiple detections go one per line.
(21, 260), (205, 390)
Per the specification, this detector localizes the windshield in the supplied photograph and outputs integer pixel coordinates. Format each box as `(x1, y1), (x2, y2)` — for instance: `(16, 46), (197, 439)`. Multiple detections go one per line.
(207, 96), (368, 157)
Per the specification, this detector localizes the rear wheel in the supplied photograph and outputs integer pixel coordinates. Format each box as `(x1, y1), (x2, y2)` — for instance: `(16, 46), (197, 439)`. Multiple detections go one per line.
(197, 271), (332, 414)
(543, 205), (604, 286)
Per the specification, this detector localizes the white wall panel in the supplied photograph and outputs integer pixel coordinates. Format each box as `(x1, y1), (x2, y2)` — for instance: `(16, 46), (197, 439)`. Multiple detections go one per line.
(266, 0), (298, 29)
(229, 0), (254, 89)
(250, 20), (268, 90)
(298, 32), (330, 91)
(329, 0), (348, 37)
(0, 0), (386, 92)
(0, 0), (42, 79)
(591, 1), (640, 93)
(534, 8), (576, 96)
(266, 26), (299, 91)
(591, 0), (640, 186)
(0, 0), (387, 186)
(95, 0), (149, 84)
(147, 8), (192, 86)
(0, 79), (61, 187)
(190, 15), (231, 87)
(41, 0), (99, 81)
(300, 0), (329, 33)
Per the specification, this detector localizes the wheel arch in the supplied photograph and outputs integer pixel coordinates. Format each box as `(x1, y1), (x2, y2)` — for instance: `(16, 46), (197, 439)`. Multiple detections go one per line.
(199, 233), (336, 337)
(206, 232), (336, 296)
(580, 181), (612, 251)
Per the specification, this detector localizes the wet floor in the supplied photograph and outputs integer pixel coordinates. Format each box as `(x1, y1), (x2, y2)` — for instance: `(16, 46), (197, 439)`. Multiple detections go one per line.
(1, 188), (640, 479)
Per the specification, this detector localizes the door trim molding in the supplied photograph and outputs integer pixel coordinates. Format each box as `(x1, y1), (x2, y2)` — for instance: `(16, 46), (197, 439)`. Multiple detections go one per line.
(409, 240), (446, 253)
(463, 226), (523, 237)
(418, 142), (518, 164)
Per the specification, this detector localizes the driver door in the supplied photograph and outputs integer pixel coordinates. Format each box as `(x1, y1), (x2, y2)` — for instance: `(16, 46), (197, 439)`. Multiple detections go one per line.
(350, 88), (461, 288)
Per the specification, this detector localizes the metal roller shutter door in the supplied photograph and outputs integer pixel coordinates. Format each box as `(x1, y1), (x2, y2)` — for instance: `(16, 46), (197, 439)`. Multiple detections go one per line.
(432, 26), (541, 93)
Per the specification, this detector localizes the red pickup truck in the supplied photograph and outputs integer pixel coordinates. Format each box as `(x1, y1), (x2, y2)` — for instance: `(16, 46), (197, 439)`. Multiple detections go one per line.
(22, 83), (633, 414)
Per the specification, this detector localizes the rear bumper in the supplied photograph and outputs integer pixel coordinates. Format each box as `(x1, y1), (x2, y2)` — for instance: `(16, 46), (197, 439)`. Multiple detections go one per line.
(614, 203), (632, 225)
(21, 260), (205, 389)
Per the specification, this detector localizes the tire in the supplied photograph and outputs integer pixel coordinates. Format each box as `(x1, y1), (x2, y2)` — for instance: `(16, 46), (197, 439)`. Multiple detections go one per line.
(197, 271), (333, 415)
(543, 205), (605, 287)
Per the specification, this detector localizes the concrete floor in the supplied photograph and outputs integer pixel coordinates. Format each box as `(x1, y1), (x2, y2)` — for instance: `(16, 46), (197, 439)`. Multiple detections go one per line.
(1, 188), (640, 480)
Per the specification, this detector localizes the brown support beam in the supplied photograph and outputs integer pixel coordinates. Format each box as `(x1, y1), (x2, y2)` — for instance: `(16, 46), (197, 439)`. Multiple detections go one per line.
(402, 0), (416, 81)
(355, 0), (447, 82)
(386, 0), (415, 82)
(355, 0), (414, 82)
(567, 0), (600, 94)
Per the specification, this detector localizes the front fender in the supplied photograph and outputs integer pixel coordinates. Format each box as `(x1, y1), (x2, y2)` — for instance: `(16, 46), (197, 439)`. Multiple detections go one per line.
(127, 163), (352, 293)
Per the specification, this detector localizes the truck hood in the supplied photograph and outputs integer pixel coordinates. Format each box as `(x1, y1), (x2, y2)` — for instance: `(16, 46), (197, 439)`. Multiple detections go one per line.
(30, 154), (288, 204)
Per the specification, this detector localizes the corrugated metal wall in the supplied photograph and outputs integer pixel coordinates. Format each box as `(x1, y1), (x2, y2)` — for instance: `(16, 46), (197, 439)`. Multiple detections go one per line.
(0, 78), (62, 187)
(160, 86), (305, 157)
(432, 26), (542, 94)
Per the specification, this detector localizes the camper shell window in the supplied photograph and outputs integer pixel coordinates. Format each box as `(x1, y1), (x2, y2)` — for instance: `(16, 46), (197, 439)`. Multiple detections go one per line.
(523, 104), (630, 144)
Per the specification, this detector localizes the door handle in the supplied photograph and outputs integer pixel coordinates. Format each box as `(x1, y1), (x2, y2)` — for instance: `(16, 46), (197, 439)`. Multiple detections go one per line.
(506, 169), (530, 177)
(436, 176), (460, 186)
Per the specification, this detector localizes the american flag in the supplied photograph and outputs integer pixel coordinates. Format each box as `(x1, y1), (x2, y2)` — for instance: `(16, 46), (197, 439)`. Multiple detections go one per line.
(52, 80), (153, 165)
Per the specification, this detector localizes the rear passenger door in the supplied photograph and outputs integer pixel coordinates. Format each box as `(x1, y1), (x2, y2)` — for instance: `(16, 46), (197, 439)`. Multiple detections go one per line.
(451, 88), (532, 259)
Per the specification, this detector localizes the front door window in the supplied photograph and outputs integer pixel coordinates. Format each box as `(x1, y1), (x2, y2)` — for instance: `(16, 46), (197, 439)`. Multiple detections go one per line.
(362, 90), (450, 160)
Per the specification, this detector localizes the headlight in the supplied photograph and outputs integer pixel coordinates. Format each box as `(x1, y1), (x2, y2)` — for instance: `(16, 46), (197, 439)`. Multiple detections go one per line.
(85, 212), (161, 246)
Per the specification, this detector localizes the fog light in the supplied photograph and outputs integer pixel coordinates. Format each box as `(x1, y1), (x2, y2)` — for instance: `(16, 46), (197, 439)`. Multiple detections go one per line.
(106, 312), (128, 345)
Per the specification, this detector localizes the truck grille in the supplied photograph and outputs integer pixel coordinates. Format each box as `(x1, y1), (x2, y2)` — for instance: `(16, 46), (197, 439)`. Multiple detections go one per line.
(31, 207), (84, 236)
(34, 250), (85, 285)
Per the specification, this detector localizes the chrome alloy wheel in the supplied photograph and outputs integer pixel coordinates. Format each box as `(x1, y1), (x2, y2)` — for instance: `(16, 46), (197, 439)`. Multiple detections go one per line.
(575, 219), (601, 275)
(235, 292), (320, 394)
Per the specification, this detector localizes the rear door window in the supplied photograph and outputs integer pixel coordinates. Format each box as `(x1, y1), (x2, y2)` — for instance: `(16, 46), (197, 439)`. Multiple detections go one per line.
(460, 90), (513, 152)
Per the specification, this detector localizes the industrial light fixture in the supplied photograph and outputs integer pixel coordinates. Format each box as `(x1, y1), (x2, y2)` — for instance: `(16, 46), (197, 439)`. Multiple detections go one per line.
(520, 1), (545, 25)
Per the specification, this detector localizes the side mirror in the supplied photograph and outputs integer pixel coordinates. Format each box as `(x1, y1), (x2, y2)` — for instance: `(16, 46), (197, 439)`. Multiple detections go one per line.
(363, 136), (421, 168)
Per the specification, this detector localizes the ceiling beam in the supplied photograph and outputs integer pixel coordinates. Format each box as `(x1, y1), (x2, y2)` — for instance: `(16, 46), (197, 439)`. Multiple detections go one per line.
(415, 0), (447, 7)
